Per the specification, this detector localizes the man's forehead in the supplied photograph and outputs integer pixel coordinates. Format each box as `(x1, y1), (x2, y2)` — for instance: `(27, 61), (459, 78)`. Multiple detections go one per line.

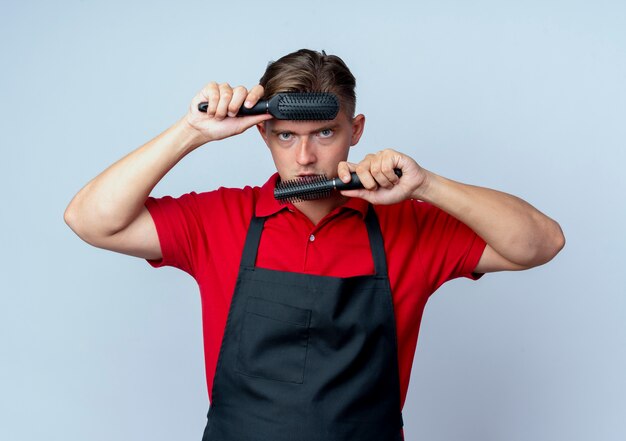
(266, 114), (348, 133)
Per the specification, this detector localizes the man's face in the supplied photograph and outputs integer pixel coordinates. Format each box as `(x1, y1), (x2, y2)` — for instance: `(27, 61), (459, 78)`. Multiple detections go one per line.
(257, 112), (365, 182)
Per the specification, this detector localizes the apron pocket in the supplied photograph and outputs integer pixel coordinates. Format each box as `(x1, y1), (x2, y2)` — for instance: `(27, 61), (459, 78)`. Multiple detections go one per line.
(236, 296), (311, 384)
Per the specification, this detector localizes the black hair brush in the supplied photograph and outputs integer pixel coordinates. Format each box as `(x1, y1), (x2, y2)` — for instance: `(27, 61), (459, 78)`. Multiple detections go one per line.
(198, 92), (339, 120)
(274, 169), (403, 203)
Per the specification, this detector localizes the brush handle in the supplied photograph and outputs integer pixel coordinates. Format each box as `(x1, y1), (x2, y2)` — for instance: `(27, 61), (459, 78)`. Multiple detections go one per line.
(198, 100), (267, 115)
(335, 169), (403, 191)
(197, 92), (339, 120)
(273, 169), (403, 203)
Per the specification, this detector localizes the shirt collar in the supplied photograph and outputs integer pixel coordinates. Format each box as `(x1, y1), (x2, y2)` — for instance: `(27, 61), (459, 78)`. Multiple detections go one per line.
(255, 173), (369, 219)
(255, 173), (289, 217)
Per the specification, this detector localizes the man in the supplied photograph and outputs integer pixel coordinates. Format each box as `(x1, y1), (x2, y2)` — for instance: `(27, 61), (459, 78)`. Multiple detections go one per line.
(64, 49), (564, 440)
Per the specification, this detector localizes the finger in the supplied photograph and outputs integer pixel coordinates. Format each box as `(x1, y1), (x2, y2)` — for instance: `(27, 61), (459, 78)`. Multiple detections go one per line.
(339, 188), (369, 199)
(236, 113), (274, 132)
(200, 82), (220, 117)
(355, 159), (378, 191)
(228, 86), (248, 117)
(214, 82), (233, 120)
(381, 163), (401, 185)
(380, 149), (402, 184)
(191, 88), (207, 111)
(244, 84), (265, 108)
(370, 157), (394, 189)
(337, 161), (357, 183)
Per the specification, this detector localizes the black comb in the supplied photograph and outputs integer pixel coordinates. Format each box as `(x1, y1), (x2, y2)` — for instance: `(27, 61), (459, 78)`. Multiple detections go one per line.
(274, 169), (403, 203)
(198, 92), (339, 120)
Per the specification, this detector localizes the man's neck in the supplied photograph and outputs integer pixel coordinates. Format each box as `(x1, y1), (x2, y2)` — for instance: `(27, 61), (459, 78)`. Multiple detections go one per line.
(294, 194), (349, 225)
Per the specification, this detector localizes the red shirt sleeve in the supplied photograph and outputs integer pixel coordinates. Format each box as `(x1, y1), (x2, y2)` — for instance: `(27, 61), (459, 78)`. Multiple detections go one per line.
(144, 192), (205, 277)
(143, 186), (257, 279)
(413, 201), (487, 292)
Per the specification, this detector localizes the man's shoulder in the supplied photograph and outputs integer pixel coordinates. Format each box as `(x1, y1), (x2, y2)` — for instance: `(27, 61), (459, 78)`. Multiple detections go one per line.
(208, 175), (276, 204)
(372, 199), (449, 234)
(189, 184), (260, 212)
(373, 198), (433, 216)
(206, 184), (259, 198)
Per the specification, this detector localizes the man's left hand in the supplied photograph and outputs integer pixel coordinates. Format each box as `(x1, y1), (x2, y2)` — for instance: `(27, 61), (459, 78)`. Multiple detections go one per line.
(337, 149), (429, 205)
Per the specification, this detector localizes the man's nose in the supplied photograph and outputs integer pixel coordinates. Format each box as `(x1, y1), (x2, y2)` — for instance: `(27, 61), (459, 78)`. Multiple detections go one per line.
(295, 136), (317, 165)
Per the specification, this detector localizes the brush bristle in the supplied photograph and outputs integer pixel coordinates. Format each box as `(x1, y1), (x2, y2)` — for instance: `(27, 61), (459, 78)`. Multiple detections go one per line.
(274, 175), (334, 203)
(276, 93), (339, 120)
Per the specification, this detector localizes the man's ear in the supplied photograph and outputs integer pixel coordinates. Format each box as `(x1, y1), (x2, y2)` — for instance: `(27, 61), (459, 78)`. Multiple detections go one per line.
(350, 113), (365, 146)
(256, 121), (270, 146)
(350, 114), (366, 146)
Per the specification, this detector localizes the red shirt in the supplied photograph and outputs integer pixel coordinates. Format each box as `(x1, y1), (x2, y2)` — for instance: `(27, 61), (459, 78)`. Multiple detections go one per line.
(145, 173), (486, 409)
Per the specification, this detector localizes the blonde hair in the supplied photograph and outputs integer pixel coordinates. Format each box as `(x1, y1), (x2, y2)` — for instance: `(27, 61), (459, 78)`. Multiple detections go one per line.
(259, 49), (357, 118)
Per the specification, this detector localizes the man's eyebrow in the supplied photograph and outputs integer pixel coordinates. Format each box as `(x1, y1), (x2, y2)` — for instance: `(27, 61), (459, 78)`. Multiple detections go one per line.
(270, 124), (339, 135)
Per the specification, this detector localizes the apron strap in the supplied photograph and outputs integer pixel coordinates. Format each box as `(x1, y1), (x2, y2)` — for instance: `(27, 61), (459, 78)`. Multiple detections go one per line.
(239, 215), (266, 270)
(364, 204), (389, 277)
(240, 204), (388, 275)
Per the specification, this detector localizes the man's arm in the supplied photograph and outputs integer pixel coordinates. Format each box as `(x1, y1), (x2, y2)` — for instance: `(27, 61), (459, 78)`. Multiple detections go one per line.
(64, 83), (272, 259)
(338, 149), (565, 273)
(417, 173), (564, 272)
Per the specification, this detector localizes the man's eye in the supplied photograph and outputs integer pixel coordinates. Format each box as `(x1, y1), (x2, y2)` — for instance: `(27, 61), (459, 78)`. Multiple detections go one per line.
(319, 129), (334, 138)
(278, 133), (292, 141)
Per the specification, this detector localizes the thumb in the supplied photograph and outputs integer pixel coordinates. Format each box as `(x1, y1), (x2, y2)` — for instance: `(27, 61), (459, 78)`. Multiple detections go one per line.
(339, 188), (371, 200)
(238, 113), (273, 130)
(337, 161), (358, 183)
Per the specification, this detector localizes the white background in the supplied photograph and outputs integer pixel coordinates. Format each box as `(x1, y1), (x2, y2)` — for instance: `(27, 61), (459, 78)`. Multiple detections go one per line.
(1, 0), (625, 440)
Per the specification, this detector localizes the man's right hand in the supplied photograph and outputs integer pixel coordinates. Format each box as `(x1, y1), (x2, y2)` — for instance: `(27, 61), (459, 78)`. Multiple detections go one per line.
(65, 81), (273, 262)
(185, 82), (273, 144)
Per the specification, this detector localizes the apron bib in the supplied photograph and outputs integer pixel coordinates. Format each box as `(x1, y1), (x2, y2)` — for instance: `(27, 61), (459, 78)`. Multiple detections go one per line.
(202, 206), (404, 441)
